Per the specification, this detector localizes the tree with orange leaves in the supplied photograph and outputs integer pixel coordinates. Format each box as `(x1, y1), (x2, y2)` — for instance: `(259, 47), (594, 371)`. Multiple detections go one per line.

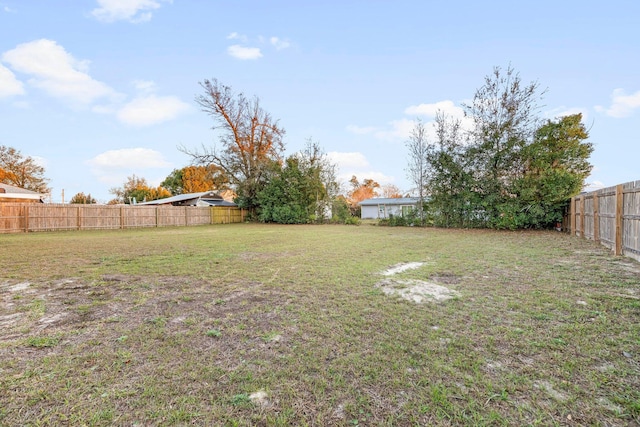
(181, 79), (285, 215)
(347, 176), (380, 216)
(380, 184), (403, 199)
(161, 165), (229, 195)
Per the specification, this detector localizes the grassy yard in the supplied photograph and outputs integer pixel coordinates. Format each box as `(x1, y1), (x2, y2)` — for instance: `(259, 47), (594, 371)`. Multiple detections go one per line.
(1, 224), (639, 426)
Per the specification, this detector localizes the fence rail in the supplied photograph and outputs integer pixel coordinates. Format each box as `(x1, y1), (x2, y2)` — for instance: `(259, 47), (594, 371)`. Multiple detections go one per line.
(0, 204), (246, 233)
(569, 180), (640, 262)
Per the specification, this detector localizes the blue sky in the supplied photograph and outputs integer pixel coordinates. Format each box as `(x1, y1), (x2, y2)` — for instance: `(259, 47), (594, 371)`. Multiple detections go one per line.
(1, 0), (638, 203)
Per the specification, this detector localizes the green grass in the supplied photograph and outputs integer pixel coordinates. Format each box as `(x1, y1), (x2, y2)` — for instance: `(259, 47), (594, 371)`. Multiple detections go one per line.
(0, 224), (639, 425)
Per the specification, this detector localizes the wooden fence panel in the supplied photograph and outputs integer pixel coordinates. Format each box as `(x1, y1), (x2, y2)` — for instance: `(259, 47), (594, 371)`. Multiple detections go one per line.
(623, 180), (640, 258)
(186, 207), (212, 226)
(597, 189), (617, 251)
(0, 204), (24, 233)
(28, 204), (78, 231)
(211, 207), (245, 224)
(583, 195), (594, 239)
(124, 205), (158, 228)
(157, 206), (187, 227)
(78, 205), (122, 230)
(0, 203), (246, 233)
(570, 180), (640, 262)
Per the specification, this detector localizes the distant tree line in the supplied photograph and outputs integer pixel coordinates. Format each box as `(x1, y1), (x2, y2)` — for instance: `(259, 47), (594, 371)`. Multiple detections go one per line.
(5, 66), (593, 229)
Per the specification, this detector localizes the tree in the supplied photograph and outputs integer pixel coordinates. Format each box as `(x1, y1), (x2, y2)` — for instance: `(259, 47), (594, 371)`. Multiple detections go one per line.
(425, 112), (479, 227)
(512, 113), (593, 228)
(405, 118), (431, 224)
(161, 165), (229, 195)
(0, 145), (50, 193)
(463, 65), (544, 225)
(347, 176), (380, 216)
(380, 184), (403, 199)
(109, 175), (171, 204)
(419, 66), (593, 229)
(69, 192), (97, 204)
(160, 168), (184, 195)
(257, 140), (338, 224)
(181, 79), (285, 216)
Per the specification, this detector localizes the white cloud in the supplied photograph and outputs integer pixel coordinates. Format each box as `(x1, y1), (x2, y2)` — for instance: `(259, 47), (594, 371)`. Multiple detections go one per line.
(545, 106), (589, 123)
(88, 148), (171, 170)
(327, 152), (370, 169)
(346, 118), (417, 141)
(116, 94), (189, 126)
(595, 88), (640, 118)
(88, 148), (172, 187)
(404, 100), (465, 119)
(0, 63), (24, 97)
(226, 32), (248, 42)
(270, 37), (291, 50)
(227, 45), (263, 60)
(132, 79), (157, 93)
(327, 151), (395, 188)
(374, 118), (416, 141)
(2, 39), (118, 106)
(91, 0), (170, 23)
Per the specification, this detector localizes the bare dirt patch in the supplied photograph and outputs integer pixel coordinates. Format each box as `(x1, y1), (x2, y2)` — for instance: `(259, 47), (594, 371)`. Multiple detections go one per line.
(377, 279), (461, 303)
(381, 262), (426, 276)
(376, 262), (461, 303)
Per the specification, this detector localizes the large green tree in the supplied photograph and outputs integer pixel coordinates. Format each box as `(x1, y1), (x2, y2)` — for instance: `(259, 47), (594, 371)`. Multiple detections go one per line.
(415, 66), (593, 229)
(464, 65), (544, 225)
(181, 79), (285, 216)
(511, 113), (593, 228)
(257, 140), (338, 224)
(0, 145), (50, 193)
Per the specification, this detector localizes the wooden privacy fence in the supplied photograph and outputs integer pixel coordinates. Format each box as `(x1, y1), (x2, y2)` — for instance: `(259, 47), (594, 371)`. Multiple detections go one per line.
(0, 204), (246, 233)
(569, 180), (640, 262)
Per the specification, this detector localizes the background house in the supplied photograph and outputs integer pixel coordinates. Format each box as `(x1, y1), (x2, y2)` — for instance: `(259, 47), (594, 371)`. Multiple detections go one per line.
(359, 197), (420, 219)
(0, 183), (45, 203)
(135, 191), (237, 207)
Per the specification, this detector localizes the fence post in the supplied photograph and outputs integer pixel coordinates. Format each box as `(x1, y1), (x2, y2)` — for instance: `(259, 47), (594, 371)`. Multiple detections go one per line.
(615, 184), (623, 256)
(570, 197), (576, 235)
(24, 205), (29, 233)
(155, 206), (159, 227)
(120, 206), (124, 229)
(580, 195), (585, 238)
(77, 206), (81, 230)
(593, 191), (599, 243)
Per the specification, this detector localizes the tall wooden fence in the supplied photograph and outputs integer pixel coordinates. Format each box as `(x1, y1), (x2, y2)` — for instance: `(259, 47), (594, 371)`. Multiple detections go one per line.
(569, 180), (640, 262)
(0, 204), (246, 234)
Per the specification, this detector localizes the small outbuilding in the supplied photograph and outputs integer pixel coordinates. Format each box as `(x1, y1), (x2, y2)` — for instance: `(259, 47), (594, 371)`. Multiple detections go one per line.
(135, 191), (237, 207)
(359, 197), (421, 219)
(0, 183), (45, 203)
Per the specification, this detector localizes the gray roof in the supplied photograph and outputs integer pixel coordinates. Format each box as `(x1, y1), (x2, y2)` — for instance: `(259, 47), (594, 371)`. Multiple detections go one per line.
(0, 183), (42, 195)
(136, 191), (223, 205)
(358, 197), (420, 206)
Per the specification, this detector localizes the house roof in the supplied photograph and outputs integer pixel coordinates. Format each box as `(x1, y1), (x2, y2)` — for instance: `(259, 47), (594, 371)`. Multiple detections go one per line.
(358, 197), (420, 206)
(136, 191), (224, 206)
(0, 183), (45, 201)
(196, 199), (237, 207)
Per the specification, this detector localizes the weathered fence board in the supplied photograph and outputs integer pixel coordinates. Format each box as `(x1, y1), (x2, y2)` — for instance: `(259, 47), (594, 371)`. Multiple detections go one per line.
(569, 180), (640, 262)
(0, 204), (246, 233)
